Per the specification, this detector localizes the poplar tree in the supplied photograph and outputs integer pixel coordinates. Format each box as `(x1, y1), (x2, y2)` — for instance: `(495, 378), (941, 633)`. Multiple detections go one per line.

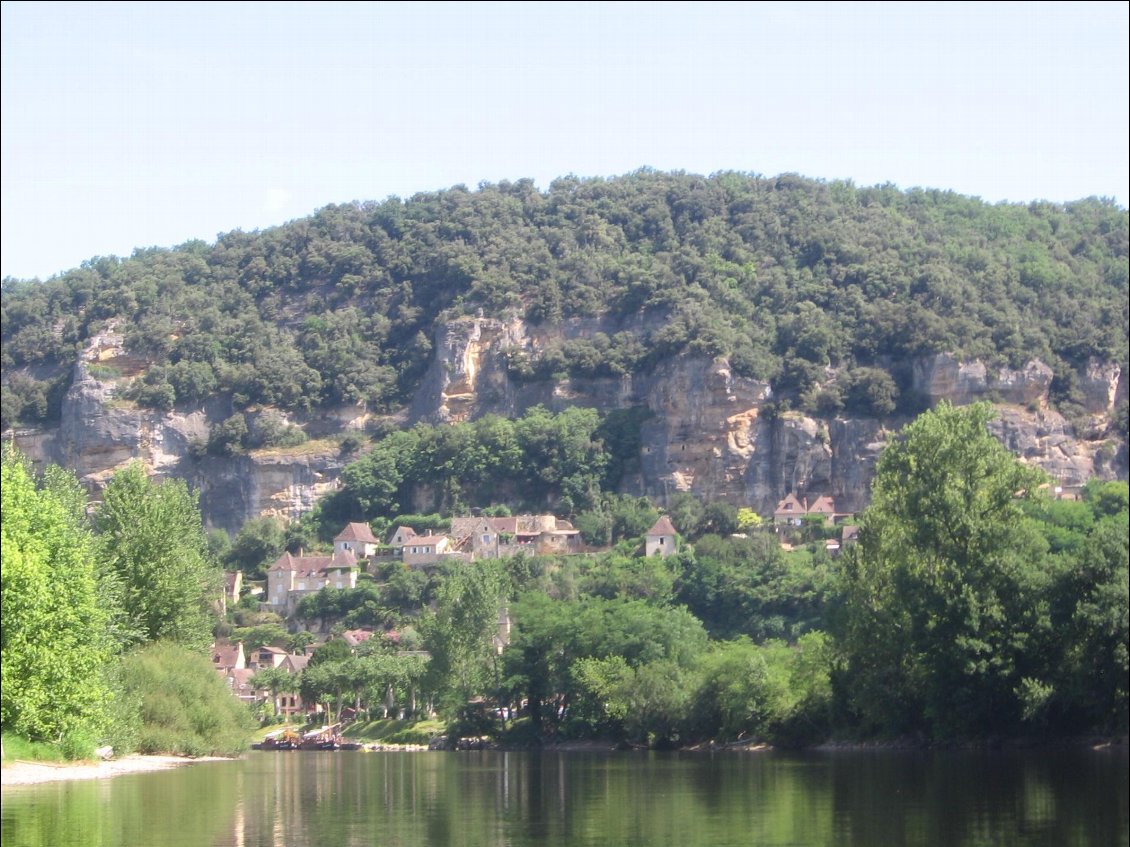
(1, 449), (112, 747)
(95, 463), (222, 653)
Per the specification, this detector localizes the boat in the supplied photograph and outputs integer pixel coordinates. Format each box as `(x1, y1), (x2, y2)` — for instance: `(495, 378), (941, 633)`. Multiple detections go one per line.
(257, 729), (301, 750)
(300, 725), (343, 750)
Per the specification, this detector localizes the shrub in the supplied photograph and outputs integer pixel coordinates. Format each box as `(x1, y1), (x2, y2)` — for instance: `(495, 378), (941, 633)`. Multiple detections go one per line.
(118, 641), (256, 756)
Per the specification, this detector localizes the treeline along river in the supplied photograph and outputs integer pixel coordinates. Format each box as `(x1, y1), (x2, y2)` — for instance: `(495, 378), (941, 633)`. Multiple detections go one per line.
(3, 748), (1127, 846)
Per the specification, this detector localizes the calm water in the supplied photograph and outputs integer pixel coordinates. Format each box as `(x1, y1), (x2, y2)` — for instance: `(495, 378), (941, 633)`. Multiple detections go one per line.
(2, 748), (1127, 847)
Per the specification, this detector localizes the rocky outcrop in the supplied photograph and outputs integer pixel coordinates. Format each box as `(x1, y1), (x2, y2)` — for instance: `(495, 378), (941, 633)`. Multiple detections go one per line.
(912, 353), (1055, 408)
(11, 329), (350, 534)
(408, 320), (1126, 514)
(9, 320), (1126, 529)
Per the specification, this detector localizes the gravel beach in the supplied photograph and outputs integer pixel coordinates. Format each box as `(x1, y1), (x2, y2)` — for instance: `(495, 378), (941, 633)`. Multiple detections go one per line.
(1, 755), (229, 787)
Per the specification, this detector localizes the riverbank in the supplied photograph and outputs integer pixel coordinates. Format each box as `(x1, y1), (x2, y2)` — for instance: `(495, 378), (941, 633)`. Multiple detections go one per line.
(1, 754), (230, 787)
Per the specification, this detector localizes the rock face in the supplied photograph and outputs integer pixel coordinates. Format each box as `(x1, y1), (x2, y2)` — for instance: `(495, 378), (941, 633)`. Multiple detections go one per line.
(9, 320), (1127, 529)
(12, 329), (349, 534)
(400, 320), (1127, 515)
(912, 353), (1055, 407)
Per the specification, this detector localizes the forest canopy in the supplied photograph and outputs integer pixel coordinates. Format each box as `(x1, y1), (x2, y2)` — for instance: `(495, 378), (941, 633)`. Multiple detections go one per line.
(3, 171), (1127, 429)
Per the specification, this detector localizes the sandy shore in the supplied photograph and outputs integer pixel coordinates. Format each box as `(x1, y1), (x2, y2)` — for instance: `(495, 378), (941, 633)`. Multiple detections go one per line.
(1, 755), (230, 787)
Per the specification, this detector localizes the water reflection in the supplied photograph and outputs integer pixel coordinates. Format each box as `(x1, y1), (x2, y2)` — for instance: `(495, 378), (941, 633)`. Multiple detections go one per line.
(2, 748), (1126, 847)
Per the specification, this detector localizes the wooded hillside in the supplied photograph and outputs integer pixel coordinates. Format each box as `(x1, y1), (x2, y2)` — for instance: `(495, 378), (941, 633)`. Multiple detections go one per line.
(3, 170), (1127, 431)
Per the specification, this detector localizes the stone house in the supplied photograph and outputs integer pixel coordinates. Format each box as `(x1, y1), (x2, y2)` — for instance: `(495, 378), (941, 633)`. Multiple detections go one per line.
(212, 640), (246, 672)
(266, 548), (360, 615)
(773, 493), (807, 526)
(334, 522), (380, 559)
(450, 517), (500, 558)
(401, 534), (452, 567)
(806, 495), (837, 526)
(645, 516), (678, 557)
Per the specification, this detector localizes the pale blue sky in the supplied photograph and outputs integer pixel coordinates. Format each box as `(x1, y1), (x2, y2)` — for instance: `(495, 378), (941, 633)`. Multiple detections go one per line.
(2, 1), (1127, 281)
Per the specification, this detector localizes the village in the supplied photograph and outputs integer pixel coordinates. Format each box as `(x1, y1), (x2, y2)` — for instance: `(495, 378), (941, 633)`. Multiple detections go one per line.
(212, 494), (861, 722)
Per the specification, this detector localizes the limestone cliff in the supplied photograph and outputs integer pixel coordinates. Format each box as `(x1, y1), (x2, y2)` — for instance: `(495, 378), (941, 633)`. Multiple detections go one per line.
(9, 319), (1127, 529)
(406, 320), (1127, 515)
(12, 328), (352, 534)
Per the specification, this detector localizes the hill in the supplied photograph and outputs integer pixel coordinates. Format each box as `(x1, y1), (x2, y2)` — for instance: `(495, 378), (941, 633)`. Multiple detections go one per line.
(2, 171), (1127, 529)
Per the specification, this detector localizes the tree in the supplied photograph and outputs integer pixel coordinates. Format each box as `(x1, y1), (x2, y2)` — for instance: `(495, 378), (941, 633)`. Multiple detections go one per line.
(834, 402), (1050, 737)
(249, 666), (297, 720)
(1053, 510), (1129, 732)
(504, 593), (708, 738)
(118, 640), (256, 755)
(421, 561), (509, 711)
(224, 516), (287, 577)
(666, 493), (705, 538)
(95, 463), (222, 652)
(1, 450), (113, 750)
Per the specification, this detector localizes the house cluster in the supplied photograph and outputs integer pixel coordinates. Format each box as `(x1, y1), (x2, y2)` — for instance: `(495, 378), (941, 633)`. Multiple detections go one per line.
(264, 516), (681, 615)
(388, 514), (583, 567)
(214, 626), (396, 718)
(772, 493), (858, 555)
(265, 523), (376, 615)
(213, 640), (312, 718)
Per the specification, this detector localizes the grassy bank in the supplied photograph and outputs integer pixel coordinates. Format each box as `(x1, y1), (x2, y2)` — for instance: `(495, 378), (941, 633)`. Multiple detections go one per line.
(341, 719), (446, 746)
(1, 733), (70, 764)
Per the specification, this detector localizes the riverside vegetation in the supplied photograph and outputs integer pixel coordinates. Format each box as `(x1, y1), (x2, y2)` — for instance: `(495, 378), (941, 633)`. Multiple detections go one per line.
(3, 404), (1127, 757)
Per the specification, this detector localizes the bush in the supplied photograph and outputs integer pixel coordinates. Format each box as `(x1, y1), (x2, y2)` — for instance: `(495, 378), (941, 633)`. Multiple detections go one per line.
(118, 641), (256, 756)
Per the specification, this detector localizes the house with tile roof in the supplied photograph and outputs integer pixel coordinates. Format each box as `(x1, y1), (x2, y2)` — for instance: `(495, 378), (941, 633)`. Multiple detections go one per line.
(806, 495), (836, 526)
(334, 522), (380, 558)
(402, 534), (453, 567)
(266, 547), (360, 614)
(212, 640), (246, 672)
(645, 515), (678, 557)
(773, 493), (807, 526)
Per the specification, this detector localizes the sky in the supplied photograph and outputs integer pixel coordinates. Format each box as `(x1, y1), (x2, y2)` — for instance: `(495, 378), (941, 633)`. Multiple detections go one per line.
(2, 1), (1128, 281)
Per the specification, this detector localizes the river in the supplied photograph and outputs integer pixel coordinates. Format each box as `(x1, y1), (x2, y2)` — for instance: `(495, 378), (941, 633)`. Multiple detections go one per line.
(2, 747), (1127, 846)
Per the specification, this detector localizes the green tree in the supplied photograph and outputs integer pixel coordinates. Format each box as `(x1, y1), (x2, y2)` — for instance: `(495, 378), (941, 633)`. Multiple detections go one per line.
(249, 666), (297, 720)
(421, 561), (509, 712)
(224, 516), (287, 577)
(1053, 512), (1129, 732)
(666, 493), (705, 538)
(95, 463), (222, 652)
(834, 402), (1050, 737)
(1, 450), (113, 751)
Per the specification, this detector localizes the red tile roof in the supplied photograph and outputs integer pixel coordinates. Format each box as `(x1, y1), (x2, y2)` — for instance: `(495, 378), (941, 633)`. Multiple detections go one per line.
(335, 522), (380, 544)
(268, 549), (357, 574)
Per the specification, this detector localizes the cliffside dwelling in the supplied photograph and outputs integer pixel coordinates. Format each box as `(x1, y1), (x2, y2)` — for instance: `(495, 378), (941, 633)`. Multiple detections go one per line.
(772, 493), (841, 527)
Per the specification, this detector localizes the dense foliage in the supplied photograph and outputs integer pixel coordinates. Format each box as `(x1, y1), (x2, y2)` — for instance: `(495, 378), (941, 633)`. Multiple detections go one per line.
(1, 453), (113, 751)
(95, 464), (223, 652)
(4, 171), (1127, 430)
(0, 447), (249, 758)
(834, 403), (1129, 738)
(117, 641), (257, 757)
(316, 405), (632, 524)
